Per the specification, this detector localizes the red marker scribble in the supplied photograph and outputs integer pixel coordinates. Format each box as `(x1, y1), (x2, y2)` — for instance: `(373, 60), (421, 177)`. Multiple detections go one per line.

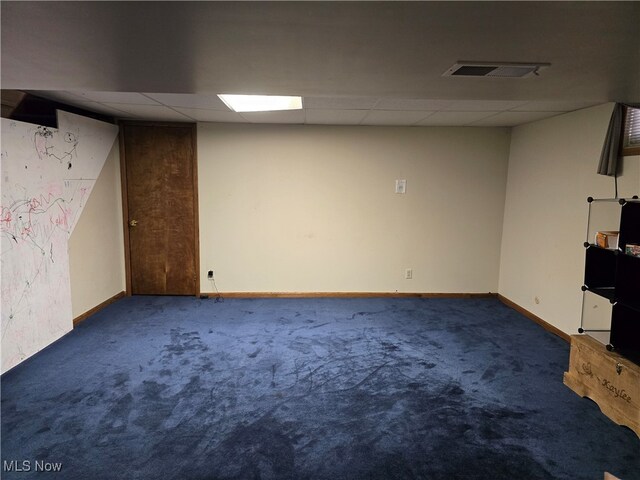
(0, 207), (12, 227)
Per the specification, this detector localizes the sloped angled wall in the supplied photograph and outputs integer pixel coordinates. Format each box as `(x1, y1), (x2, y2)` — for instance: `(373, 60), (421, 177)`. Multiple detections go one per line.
(1, 111), (118, 373)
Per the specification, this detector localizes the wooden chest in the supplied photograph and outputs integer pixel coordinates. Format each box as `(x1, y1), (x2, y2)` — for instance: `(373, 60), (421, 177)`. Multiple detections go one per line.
(564, 334), (639, 438)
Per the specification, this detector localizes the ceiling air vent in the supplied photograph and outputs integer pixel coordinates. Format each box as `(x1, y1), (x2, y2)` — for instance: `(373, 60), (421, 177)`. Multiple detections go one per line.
(443, 62), (550, 78)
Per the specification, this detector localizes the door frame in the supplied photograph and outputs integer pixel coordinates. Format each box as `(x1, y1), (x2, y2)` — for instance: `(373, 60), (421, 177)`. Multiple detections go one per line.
(118, 121), (200, 296)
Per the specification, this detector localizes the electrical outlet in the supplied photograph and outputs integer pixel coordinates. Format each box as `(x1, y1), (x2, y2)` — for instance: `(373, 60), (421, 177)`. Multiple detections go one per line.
(405, 268), (413, 279)
(395, 179), (407, 194)
(207, 270), (214, 279)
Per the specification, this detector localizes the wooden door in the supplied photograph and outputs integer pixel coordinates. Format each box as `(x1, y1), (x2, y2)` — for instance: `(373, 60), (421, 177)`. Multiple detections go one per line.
(122, 123), (198, 295)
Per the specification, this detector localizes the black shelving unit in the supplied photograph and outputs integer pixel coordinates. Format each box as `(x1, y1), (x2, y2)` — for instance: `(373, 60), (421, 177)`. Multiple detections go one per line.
(580, 197), (640, 362)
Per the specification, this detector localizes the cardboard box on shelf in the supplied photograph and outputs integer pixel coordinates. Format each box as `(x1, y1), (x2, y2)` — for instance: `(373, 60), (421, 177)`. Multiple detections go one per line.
(595, 231), (619, 249)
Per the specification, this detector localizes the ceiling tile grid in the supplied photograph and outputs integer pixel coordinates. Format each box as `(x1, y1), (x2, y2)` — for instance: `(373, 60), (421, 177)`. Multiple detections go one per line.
(304, 109), (369, 125)
(28, 90), (600, 128)
(171, 107), (245, 123)
(360, 110), (435, 126)
(417, 111), (497, 126)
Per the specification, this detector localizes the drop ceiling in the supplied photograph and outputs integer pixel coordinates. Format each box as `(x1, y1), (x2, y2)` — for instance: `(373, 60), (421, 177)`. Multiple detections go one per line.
(2, 1), (639, 127)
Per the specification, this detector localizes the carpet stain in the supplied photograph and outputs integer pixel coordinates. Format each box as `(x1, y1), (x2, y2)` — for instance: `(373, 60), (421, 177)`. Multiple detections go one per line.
(421, 362), (437, 369)
(481, 365), (499, 381)
(95, 393), (133, 443)
(247, 347), (262, 358)
(163, 329), (208, 361)
(213, 415), (296, 480)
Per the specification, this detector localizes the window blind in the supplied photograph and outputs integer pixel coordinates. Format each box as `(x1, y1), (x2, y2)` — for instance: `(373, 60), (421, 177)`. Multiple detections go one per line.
(623, 106), (640, 148)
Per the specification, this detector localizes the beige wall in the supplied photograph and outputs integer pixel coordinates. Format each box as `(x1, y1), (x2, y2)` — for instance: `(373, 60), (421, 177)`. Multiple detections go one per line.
(59, 107), (640, 333)
(69, 141), (126, 318)
(499, 103), (640, 335)
(198, 123), (510, 294)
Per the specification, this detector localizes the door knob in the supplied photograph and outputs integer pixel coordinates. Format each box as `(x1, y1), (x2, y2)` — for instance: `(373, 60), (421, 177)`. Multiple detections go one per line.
(129, 219), (138, 227)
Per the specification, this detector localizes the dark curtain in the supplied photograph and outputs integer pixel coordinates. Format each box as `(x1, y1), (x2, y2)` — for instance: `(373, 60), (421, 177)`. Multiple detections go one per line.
(598, 102), (640, 177)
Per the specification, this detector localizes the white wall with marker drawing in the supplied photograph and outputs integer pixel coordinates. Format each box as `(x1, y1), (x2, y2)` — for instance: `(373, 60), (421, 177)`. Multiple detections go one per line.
(1, 111), (118, 373)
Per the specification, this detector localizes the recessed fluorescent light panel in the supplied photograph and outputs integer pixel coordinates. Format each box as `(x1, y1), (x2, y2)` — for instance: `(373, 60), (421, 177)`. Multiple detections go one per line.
(218, 94), (303, 112)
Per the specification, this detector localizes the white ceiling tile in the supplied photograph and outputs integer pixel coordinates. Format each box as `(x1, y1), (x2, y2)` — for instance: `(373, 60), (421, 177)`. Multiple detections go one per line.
(29, 92), (139, 118)
(445, 100), (529, 112)
(29, 90), (87, 105)
(303, 96), (378, 110)
(374, 98), (453, 111)
(65, 100), (134, 117)
(510, 101), (600, 112)
(470, 111), (561, 127)
(69, 91), (161, 105)
(173, 107), (246, 123)
(240, 110), (305, 124)
(143, 93), (229, 110)
(101, 103), (193, 121)
(417, 111), (496, 126)
(361, 110), (434, 126)
(304, 109), (368, 125)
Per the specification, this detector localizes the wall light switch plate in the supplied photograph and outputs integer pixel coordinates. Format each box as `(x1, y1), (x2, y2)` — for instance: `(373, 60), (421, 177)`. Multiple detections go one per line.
(395, 179), (407, 194)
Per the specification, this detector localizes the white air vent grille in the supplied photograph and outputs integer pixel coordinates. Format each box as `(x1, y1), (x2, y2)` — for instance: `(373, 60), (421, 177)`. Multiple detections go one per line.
(443, 62), (550, 78)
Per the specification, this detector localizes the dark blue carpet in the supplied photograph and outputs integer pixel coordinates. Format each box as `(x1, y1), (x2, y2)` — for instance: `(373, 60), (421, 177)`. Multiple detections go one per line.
(1, 297), (639, 479)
